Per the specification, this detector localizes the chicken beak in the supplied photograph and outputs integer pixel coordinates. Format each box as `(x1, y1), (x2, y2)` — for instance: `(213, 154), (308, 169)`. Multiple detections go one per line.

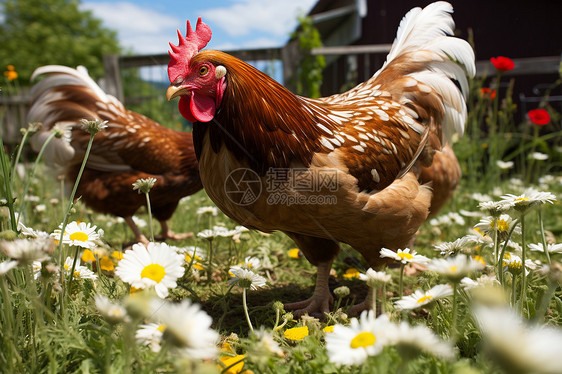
(166, 85), (191, 101)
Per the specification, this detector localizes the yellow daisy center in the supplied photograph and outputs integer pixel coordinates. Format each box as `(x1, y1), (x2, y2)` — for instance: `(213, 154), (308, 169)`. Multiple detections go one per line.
(323, 325), (334, 333)
(515, 197), (529, 202)
(397, 252), (414, 260)
(140, 263), (166, 283)
(474, 256), (486, 265)
(417, 295), (433, 304)
(449, 266), (458, 273)
(69, 232), (89, 242)
(496, 219), (509, 232)
(350, 331), (376, 349)
(157, 324), (166, 332)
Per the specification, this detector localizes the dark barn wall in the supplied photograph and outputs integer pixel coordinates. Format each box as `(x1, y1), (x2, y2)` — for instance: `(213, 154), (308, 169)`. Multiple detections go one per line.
(320, 0), (562, 103)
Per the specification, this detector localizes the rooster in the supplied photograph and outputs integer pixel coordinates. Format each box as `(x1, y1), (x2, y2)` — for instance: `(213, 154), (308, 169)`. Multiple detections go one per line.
(166, 1), (474, 316)
(28, 65), (203, 245)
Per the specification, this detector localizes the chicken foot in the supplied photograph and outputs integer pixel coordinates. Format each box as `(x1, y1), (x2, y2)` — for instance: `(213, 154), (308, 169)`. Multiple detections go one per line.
(155, 220), (194, 241)
(284, 260), (334, 319)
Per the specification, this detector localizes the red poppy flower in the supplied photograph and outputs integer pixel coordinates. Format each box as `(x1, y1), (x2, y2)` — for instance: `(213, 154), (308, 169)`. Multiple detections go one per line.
(480, 87), (496, 100)
(528, 109), (550, 125)
(491, 56), (514, 72)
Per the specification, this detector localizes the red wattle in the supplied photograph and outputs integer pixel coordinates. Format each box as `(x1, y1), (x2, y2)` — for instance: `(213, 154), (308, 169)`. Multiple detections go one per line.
(189, 91), (216, 123)
(178, 96), (196, 123)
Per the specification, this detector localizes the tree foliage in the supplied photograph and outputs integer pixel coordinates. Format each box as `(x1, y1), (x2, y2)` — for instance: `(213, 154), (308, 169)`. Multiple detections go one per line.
(291, 15), (325, 99)
(0, 0), (120, 83)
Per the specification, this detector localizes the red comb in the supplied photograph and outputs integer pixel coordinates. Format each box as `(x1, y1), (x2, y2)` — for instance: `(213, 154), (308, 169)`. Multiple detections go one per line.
(168, 17), (212, 83)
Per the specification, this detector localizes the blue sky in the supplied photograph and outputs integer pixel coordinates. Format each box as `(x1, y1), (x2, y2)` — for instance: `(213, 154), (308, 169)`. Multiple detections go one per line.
(80, 0), (317, 55)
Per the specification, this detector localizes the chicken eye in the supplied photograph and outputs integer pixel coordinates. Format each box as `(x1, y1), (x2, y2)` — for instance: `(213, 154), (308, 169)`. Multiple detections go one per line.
(199, 66), (209, 76)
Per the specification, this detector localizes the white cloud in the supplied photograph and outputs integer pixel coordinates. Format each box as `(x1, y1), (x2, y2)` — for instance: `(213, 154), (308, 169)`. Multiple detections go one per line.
(81, 0), (317, 54)
(81, 2), (181, 54)
(201, 0), (316, 38)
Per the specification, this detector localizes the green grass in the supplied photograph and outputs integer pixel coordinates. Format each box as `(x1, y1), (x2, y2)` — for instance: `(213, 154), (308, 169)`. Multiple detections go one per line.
(1, 71), (561, 373)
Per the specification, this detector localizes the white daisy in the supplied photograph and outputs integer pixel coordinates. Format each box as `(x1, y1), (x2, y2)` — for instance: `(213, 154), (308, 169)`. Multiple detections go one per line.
(528, 243), (562, 254)
(150, 299), (218, 359)
(95, 294), (130, 324)
(379, 248), (430, 265)
(136, 323), (165, 352)
(197, 229), (217, 240)
(433, 236), (476, 257)
(64, 257), (97, 280)
(236, 256), (261, 271)
(429, 212), (466, 227)
(387, 321), (457, 361)
(325, 311), (391, 366)
(59, 221), (102, 249)
(478, 200), (511, 216)
(18, 222), (50, 239)
(427, 254), (485, 283)
(460, 274), (500, 290)
(496, 160), (514, 170)
(500, 188), (556, 213)
(0, 260), (18, 275)
(0, 237), (53, 264)
(474, 306), (562, 374)
(228, 266), (266, 290)
(254, 328), (284, 357)
(474, 214), (520, 240)
(503, 254), (529, 276)
(196, 206), (218, 216)
(531, 152), (549, 161)
(132, 177), (156, 194)
(115, 242), (185, 298)
(394, 284), (453, 311)
(358, 268), (391, 287)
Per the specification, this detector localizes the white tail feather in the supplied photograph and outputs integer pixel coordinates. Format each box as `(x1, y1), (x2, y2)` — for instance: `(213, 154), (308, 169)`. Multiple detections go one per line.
(374, 1), (475, 144)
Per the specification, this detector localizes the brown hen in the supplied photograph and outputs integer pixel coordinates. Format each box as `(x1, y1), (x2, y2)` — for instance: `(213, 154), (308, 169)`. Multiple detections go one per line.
(28, 65), (202, 245)
(166, 1), (474, 316)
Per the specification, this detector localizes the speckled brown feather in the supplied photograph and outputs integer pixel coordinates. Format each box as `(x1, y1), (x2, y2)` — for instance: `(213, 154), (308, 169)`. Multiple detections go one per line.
(29, 69), (202, 223)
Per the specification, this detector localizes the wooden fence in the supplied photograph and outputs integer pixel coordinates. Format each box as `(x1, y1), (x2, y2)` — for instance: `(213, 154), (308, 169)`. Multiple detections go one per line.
(1, 46), (560, 145)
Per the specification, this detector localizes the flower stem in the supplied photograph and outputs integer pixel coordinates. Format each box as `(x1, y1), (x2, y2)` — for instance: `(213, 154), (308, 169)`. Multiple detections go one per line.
(58, 133), (96, 316)
(451, 282), (458, 340)
(207, 239), (214, 282)
(66, 246), (81, 296)
(511, 274), (517, 307)
(17, 131), (57, 224)
(242, 288), (254, 333)
(144, 192), (154, 242)
(538, 208), (551, 265)
(399, 263), (405, 298)
(11, 129), (30, 187)
(497, 218), (519, 285)
(519, 214), (527, 315)
(0, 135), (17, 231)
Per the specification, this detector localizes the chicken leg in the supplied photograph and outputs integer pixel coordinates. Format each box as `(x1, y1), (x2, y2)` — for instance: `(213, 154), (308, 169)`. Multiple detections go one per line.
(284, 233), (340, 318)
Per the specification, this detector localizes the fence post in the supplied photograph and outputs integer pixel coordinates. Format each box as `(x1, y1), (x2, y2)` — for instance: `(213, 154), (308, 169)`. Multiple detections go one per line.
(102, 54), (124, 102)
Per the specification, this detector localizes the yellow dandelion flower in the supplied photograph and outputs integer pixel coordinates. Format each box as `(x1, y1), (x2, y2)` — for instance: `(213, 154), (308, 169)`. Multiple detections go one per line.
(288, 248), (301, 259)
(219, 354), (246, 374)
(284, 326), (309, 341)
(111, 251), (124, 260)
(81, 249), (96, 262)
(100, 256), (114, 271)
(343, 268), (360, 279)
(4, 65), (18, 81)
